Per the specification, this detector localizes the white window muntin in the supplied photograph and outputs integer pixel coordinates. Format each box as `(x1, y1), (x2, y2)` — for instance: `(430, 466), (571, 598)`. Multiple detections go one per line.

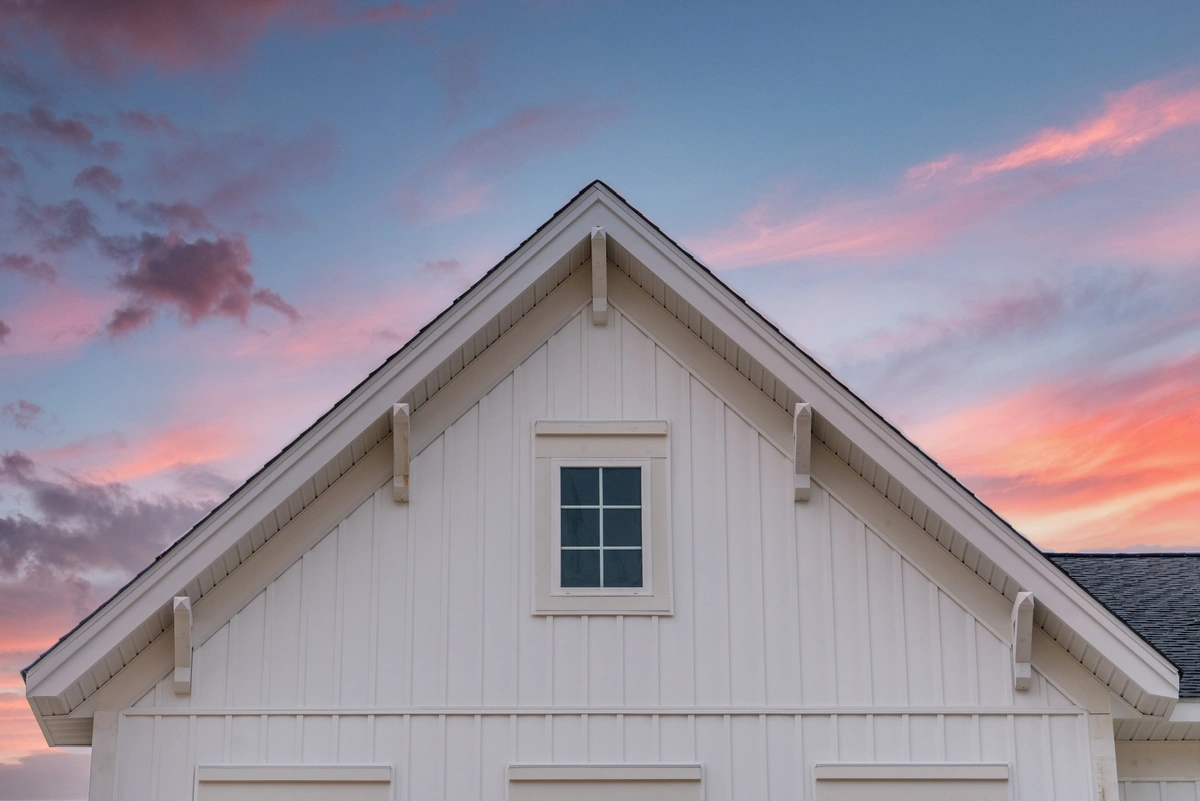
(551, 457), (652, 596)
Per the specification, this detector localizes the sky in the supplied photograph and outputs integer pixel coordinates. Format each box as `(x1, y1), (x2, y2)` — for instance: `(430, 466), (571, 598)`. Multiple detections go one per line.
(1, 0), (1199, 797)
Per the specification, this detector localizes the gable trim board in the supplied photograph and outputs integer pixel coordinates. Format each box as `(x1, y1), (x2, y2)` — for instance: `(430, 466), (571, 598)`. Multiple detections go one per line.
(23, 181), (1180, 747)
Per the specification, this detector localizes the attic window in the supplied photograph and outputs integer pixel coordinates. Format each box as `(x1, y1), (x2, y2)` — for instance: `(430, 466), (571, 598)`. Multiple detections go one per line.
(557, 465), (649, 591)
(533, 421), (672, 615)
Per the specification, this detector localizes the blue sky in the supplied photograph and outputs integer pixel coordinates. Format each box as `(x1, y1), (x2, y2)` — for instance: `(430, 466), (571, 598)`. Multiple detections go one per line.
(2, 2), (1200, 796)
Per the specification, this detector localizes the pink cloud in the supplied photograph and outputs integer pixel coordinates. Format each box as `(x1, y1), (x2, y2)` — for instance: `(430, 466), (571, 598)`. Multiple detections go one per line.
(0, 283), (112, 357)
(969, 77), (1200, 180)
(691, 179), (1044, 269)
(397, 100), (626, 225)
(1, 1), (448, 76)
(693, 74), (1200, 270)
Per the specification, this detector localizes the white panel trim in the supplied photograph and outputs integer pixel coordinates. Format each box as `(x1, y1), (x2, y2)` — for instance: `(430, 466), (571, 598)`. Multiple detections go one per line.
(509, 764), (702, 781)
(197, 765), (392, 783)
(814, 764), (1010, 781)
(534, 420), (668, 437)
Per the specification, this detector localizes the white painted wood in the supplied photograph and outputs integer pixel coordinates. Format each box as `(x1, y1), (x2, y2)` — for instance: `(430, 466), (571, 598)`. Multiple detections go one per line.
(1013, 592), (1035, 691)
(509, 764), (702, 780)
(28, 184), (1177, 748)
(392, 403), (410, 502)
(592, 228), (608, 325)
(794, 402), (812, 501)
(88, 711), (119, 801)
(173, 596), (193, 695)
(813, 763), (1009, 780)
(197, 765), (391, 782)
(89, 288), (1144, 801)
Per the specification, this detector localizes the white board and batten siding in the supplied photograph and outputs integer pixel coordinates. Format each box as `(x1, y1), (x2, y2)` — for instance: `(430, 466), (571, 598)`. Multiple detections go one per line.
(118, 306), (1095, 800)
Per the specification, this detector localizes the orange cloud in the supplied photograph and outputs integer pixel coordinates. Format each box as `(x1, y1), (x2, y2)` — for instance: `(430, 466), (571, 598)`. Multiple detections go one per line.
(0, 693), (44, 764)
(909, 353), (1200, 551)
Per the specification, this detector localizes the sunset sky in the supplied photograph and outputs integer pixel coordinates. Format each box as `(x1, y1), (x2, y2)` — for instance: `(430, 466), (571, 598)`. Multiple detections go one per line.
(2, 1), (1200, 797)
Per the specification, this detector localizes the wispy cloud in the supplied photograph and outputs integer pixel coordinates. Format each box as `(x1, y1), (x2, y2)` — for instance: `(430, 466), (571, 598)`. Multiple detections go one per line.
(966, 77), (1200, 179)
(1, 0), (449, 76)
(0, 105), (120, 157)
(396, 100), (626, 225)
(0, 401), (42, 431)
(72, 164), (123, 197)
(693, 74), (1200, 269)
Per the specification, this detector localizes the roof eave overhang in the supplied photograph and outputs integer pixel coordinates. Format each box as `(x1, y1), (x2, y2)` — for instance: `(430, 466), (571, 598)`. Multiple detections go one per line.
(24, 181), (1180, 744)
(23, 183), (616, 723)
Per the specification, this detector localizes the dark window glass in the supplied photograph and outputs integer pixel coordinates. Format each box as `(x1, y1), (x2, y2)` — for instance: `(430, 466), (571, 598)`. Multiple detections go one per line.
(559, 465), (644, 589)
(603, 550), (643, 588)
(561, 508), (600, 547)
(602, 467), (641, 506)
(562, 550), (601, 587)
(561, 467), (600, 506)
(603, 508), (641, 547)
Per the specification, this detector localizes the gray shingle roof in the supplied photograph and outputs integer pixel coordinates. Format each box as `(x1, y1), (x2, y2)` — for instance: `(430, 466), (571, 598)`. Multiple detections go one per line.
(1047, 554), (1200, 697)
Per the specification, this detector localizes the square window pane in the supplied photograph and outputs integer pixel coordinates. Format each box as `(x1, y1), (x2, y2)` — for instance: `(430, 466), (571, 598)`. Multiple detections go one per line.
(561, 467), (600, 506)
(562, 549), (600, 587)
(561, 508), (600, 547)
(602, 467), (641, 506)
(603, 508), (641, 547)
(603, 549), (643, 588)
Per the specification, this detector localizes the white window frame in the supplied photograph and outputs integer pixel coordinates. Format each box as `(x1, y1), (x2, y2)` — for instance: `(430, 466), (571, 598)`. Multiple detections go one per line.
(551, 458), (653, 596)
(533, 420), (672, 615)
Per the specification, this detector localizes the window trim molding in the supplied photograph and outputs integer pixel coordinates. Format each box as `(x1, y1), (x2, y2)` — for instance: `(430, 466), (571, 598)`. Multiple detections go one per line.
(533, 420), (672, 615)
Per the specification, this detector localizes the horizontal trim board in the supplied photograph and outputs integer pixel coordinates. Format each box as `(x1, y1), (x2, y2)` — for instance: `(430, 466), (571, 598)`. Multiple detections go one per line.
(535, 420), (668, 436)
(814, 764), (1010, 781)
(197, 765), (392, 783)
(121, 707), (1090, 717)
(509, 765), (702, 782)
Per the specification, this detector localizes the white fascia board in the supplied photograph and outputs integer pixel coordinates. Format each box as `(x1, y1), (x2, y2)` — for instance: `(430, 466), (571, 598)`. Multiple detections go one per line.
(24, 185), (613, 706)
(1169, 700), (1200, 722)
(582, 183), (1179, 701)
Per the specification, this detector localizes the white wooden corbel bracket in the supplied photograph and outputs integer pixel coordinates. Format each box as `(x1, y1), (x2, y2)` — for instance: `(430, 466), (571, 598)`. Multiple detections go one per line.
(172, 596), (192, 695)
(591, 226), (608, 326)
(393, 402), (410, 502)
(1012, 591), (1034, 691)
(794, 402), (812, 501)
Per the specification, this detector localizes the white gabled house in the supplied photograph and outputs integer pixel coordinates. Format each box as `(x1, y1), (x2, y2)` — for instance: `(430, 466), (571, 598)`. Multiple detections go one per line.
(24, 181), (1200, 800)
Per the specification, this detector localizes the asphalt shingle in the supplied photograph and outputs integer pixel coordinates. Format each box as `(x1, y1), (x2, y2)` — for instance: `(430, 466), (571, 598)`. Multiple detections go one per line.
(1047, 554), (1200, 697)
